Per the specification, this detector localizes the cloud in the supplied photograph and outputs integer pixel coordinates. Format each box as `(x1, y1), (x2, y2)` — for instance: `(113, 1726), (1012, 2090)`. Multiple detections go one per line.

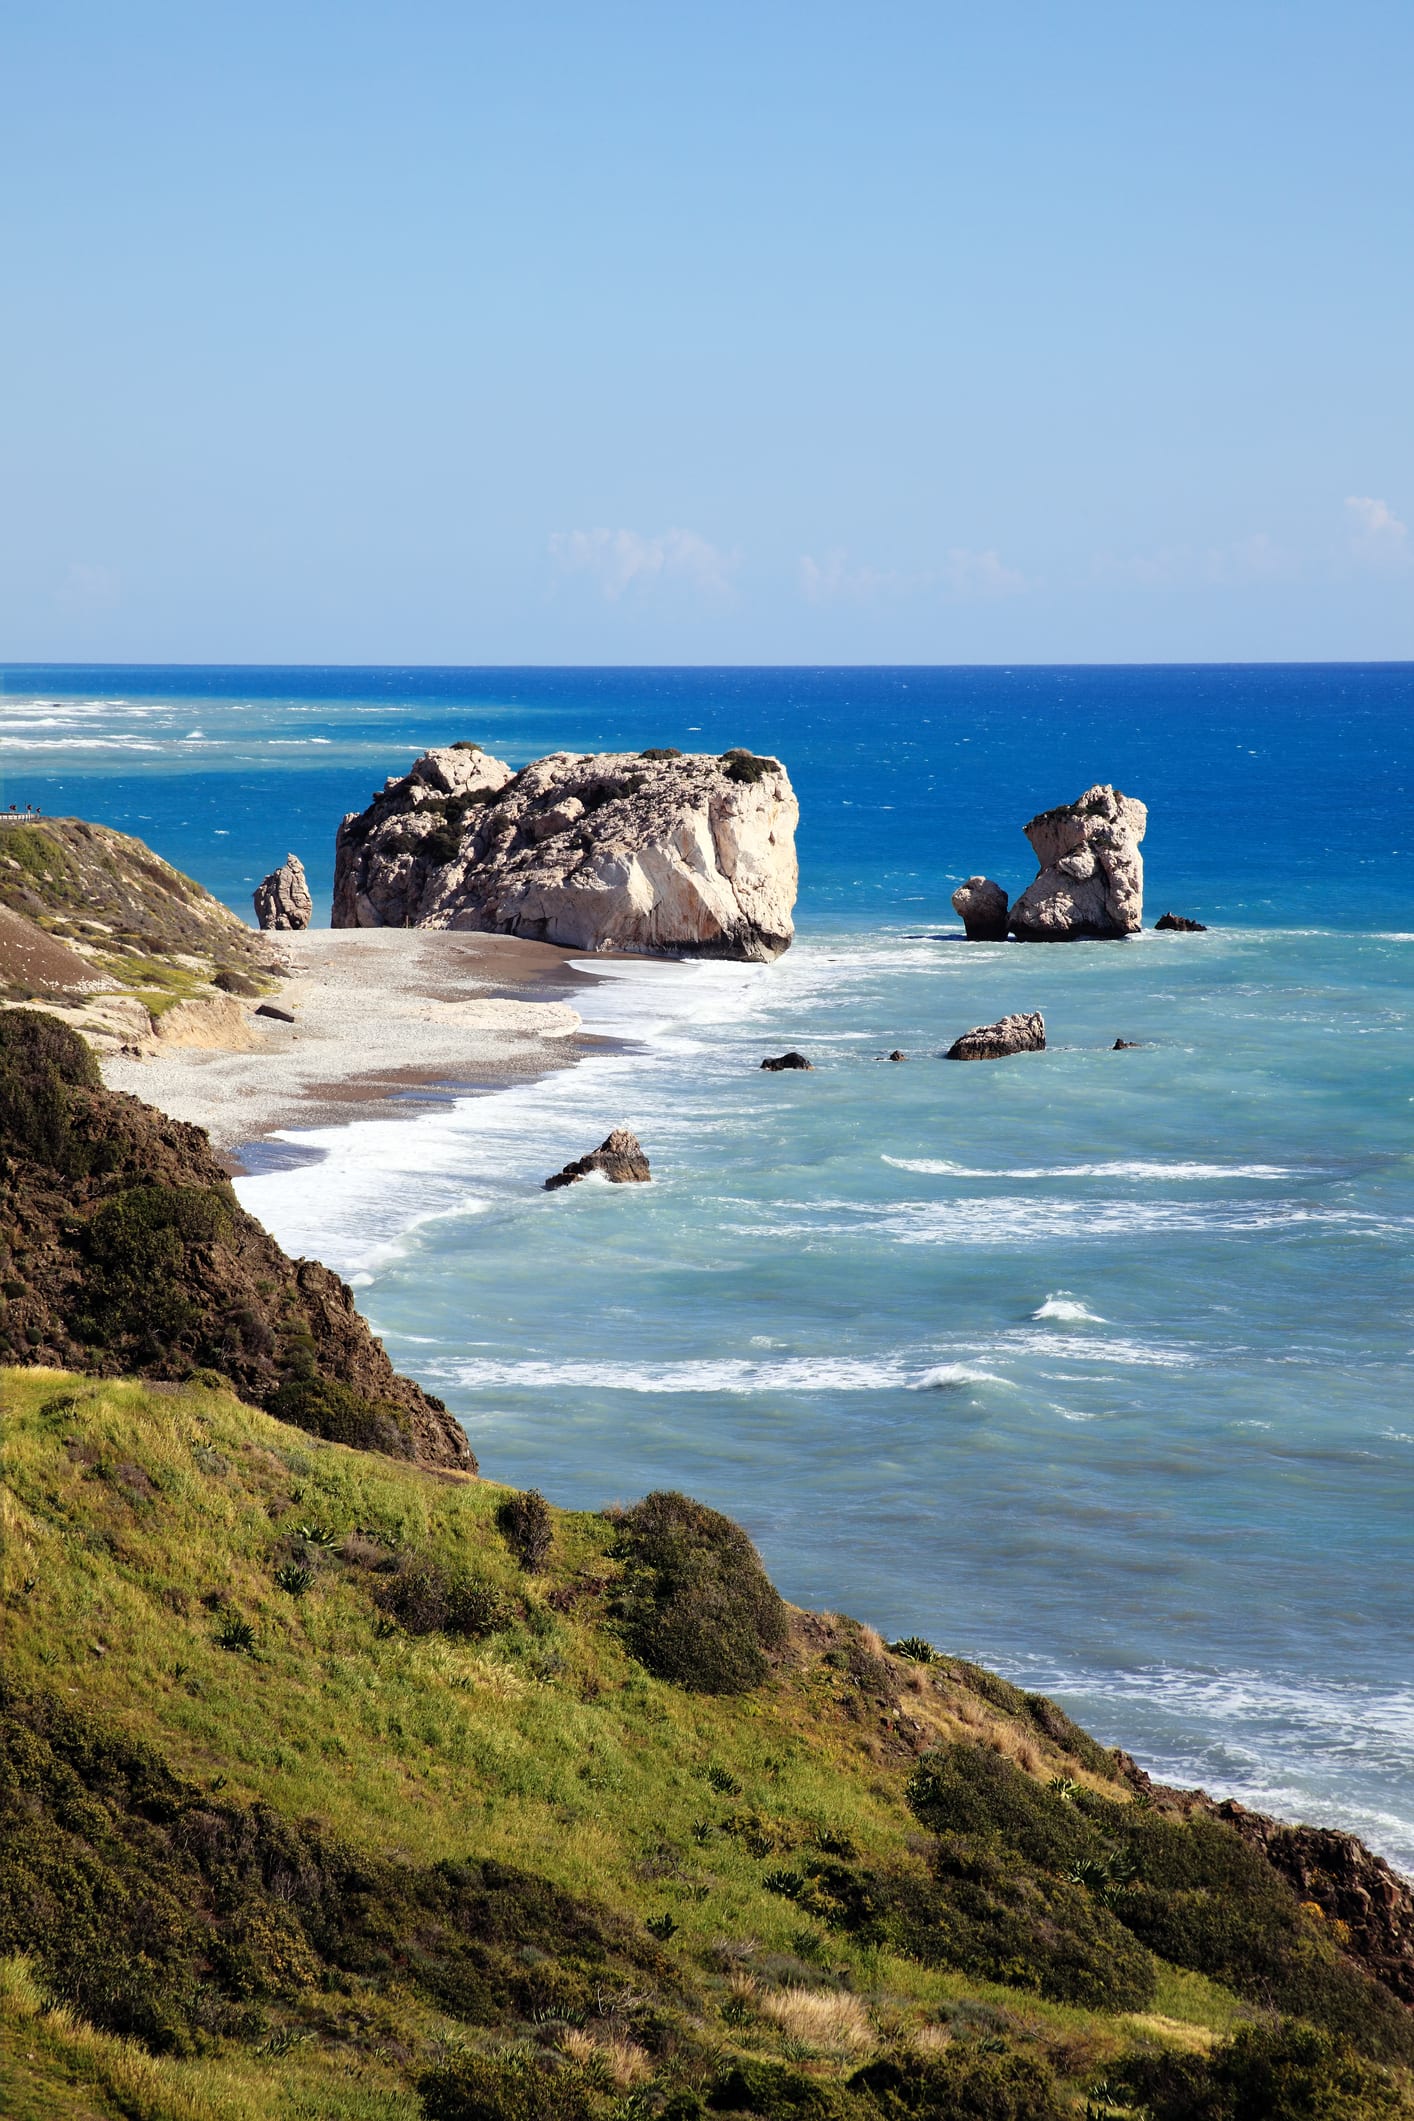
(1091, 533), (1293, 590)
(548, 527), (737, 599)
(1345, 495), (1411, 573)
(798, 545), (1025, 605)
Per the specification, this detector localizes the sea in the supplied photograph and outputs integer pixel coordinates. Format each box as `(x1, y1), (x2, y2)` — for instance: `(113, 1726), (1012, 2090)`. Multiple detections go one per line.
(3, 662), (1412, 1870)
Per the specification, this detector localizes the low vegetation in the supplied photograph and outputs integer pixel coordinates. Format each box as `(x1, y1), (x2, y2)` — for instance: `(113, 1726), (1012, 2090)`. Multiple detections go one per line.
(3, 1362), (1412, 2120)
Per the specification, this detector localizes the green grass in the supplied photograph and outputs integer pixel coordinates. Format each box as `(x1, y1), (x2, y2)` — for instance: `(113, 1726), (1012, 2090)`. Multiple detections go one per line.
(3, 1366), (1403, 2121)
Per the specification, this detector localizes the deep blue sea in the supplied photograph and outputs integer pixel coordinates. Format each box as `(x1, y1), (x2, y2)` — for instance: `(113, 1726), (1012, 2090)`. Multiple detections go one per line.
(4, 663), (1412, 1868)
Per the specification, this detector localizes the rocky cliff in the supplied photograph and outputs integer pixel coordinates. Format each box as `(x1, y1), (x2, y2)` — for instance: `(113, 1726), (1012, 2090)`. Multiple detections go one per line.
(0, 816), (280, 1050)
(0, 1009), (471, 1469)
(332, 743), (798, 960)
(1008, 784), (1147, 940)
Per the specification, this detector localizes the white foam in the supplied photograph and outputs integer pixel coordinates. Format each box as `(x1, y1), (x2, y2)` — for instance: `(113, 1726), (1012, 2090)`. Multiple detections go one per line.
(435, 1354), (1005, 1396)
(884, 1156), (1296, 1180)
(1032, 1294), (1106, 1323)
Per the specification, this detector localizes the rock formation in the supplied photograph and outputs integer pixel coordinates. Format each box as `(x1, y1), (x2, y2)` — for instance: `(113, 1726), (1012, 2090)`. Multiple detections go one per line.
(944, 1011), (1046, 1061)
(332, 744), (798, 961)
(760, 1051), (812, 1071)
(1155, 910), (1207, 932)
(1008, 785), (1147, 941)
(0, 1009), (473, 1470)
(951, 876), (1009, 941)
(253, 853), (313, 930)
(544, 1127), (651, 1191)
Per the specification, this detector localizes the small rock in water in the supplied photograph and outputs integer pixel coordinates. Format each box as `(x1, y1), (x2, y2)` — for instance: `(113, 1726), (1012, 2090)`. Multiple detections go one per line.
(252, 853), (313, 931)
(544, 1127), (651, 1190)
(950, 876), (1010, 941)
(887, 1049), (907, 1062)
(944, 1011), (1046, 1061)
(760, 1051), (813, 1071)
(1154, 911), (1207, 932)
(1112, 1038), (1140, 1049)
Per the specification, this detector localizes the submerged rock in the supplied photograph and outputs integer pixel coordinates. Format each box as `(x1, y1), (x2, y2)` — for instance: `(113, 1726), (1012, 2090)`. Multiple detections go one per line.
(760, 1051), (813, 1071)
(544, 1127), (652, 1190)
(1155, 910), (1207, 932)
(1112, 1038), (1140, 1050)
(253, 853), (313, 931)
(950, 876), (1010, 941)
(944, 1011), (1046, 1061)
(332, 744), (798, 961)
(1008, 785), (1147, 941)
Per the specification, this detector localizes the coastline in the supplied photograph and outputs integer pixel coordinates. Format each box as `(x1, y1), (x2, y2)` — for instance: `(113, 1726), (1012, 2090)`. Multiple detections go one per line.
(100, 927), (596, 1165)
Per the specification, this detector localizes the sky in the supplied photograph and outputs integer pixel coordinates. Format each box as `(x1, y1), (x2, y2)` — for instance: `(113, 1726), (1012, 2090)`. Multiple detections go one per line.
(2, 0), (1412, 665)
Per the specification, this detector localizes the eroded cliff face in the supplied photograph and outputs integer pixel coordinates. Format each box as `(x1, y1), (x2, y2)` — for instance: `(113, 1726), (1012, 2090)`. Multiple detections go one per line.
(1008, 785), (1147, 941)
(332, 745), (798, 961)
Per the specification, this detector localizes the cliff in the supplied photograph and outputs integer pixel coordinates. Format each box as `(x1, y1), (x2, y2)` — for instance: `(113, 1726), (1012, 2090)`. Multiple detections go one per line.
(0, 816), (280, 1051)
(332, 743), (799, 960)
(0, 1009), (471, 1469)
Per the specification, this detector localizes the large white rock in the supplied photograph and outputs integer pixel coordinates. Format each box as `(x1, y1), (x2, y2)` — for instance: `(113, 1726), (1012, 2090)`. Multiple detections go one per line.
(1008, 785), (1146, 941)
(331, 746), (798, 960)
(253, 853), (313, 931)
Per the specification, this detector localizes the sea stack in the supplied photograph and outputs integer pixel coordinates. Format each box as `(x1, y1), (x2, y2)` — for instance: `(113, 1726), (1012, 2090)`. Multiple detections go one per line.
(545, 1128), (652, 1190)
(951, 876), (1009, 940)
(1008, 785), (1146, 941)
(332, 745), (798, 961)
(253, 853), (313, 931)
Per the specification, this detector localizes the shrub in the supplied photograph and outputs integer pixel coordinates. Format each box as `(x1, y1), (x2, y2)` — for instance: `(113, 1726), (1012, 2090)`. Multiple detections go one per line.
(78, 1185), (237, 1356)
(719, 749), (781, 785)
(266, 1376), (414, 1458)
(375, 1554), (515, 1639)
(705, 2060), (846, 2119)
(906, 1746), (1103, 1874)
(418, 2051), (595, 2121)
(1117, 2018), (1406, 2121)
(274, 1561), (314, 1596)
(0, 1007), (102, 1173)
(612, 1490), (787, 1694)
(890, 1637), (936, 1664)
(451, 739), (483, 752)
(498, 1488), (553, 1571)
(639, 747), (684, 761)
(851, 2048), (1065, 2121)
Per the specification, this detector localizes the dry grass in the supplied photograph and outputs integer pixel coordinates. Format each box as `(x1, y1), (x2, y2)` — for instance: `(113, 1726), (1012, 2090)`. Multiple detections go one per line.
(757, 1983), (874, 2054)
(909, 2022), (955, 2054)
(558, 2028), (653, 2086)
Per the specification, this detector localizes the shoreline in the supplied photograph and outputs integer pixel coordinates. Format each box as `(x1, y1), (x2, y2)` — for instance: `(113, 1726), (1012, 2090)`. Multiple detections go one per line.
(100, 928), (604, 1164)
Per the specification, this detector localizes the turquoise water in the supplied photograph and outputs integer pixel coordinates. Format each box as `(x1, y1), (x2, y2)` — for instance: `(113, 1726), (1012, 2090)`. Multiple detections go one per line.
(4, 664), (1412, 1867)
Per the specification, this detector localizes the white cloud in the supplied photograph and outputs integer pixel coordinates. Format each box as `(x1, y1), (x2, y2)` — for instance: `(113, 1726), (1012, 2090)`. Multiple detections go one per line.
(1091, 533), (1294, 590)
(548, 527), (737, 599)
(1345, 495), (1411, 573)
(798, 545), (1025, 605)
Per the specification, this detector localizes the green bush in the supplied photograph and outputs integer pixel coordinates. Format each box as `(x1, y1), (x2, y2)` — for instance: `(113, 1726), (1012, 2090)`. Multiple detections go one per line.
(906, 1746), (1103, 1873)
(418, 2051), (595, 2121)
(0, 1006), (102, 1173)
(639, 747), (684, 761)
(851, 2048), (1065, 2121)
(375, 1553), (515, 1639)
(267, 1375), (414, 1458)
(719, 749), (781, 786)
(1117, 2018), (1407, 2121)
(611, 1490), (788, 1694)
(77, 1185), (237, 1356)
(706, 2060), (847, 2118)
(498, 1488), (553, 1570)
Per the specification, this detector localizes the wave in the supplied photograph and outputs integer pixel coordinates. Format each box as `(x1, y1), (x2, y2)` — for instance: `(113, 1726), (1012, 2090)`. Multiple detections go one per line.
(431, 1354), (1007, 1396)
(1032, 1294), (1106, 1323)
(883, 1156), (1297, 1180)
(736, 1196), (1399, 1247)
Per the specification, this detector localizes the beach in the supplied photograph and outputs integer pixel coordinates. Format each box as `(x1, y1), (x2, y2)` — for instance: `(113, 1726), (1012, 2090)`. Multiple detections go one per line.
(100, 927), (587, 1159)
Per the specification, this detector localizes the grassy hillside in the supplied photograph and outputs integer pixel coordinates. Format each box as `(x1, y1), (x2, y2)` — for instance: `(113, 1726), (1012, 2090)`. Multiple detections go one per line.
(3, 1365), (1410, 2121)
(0, 817), (277, 1037)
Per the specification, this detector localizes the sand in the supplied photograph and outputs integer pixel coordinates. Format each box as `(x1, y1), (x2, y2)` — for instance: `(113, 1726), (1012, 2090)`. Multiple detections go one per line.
(100, 928), (590, 1161)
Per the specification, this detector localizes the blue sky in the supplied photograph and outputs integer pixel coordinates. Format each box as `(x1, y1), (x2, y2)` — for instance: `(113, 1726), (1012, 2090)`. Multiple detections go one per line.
(3, 1), (1411, 663)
